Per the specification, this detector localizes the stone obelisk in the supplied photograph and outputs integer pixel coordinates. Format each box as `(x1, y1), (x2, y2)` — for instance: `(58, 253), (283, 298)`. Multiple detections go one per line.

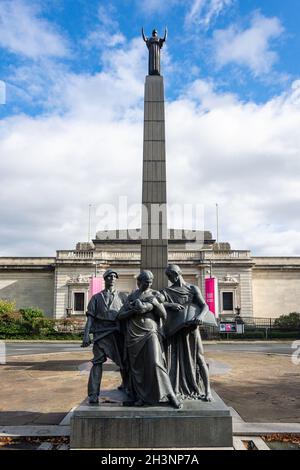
(141, 28), (168, 290)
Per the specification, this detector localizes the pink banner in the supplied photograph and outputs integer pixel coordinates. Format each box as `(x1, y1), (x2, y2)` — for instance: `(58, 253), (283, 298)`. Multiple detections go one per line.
(88, 277), (103, 300)
(205, 277), (219, 317)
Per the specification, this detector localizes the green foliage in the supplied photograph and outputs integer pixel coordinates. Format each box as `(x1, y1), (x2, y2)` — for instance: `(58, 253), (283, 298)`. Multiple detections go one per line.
(0, 315), (30, 336)
(270, 330), (299, 339)
(274, 312), (300, 329)
(0, 305), (55, 338)
(54, 317), (85, 333)
(19, 307), (44, 322)
(237, 330), (265, 339)
(30, 317), (56, 335)
(219, 328), (299, 340)
(0, 299), (16, 315)
(0, 310), (22, 322)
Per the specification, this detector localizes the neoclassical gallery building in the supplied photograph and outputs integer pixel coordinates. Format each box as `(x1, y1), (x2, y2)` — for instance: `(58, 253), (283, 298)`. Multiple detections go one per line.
(0, 229), (300, 321)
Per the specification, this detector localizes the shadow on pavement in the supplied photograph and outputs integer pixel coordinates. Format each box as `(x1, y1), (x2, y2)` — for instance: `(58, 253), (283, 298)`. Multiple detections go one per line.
(4, 360), (119, 372)
(0, 411), (67, 426)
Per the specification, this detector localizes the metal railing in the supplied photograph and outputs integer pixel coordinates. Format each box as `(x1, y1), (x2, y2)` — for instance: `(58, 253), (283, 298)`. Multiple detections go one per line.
(54, 315), (299, 340)
(202, 315), (300, 340)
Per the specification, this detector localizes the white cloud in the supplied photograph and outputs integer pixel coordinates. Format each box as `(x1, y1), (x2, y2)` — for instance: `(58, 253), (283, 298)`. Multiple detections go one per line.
(63, 38), (145, 121)
(5, 59), (71, 111)
(0, 36), (146, 256)
(83, 4), (125, 49)
(4, 4), (146, 113)
(0, 0), (69, 58)
(213, 12), (284, 75)
(137, 0), (180, 15)
(165, 79), (300, 254)
(185, 0), (234, 28)
(1, 34), (300, 256)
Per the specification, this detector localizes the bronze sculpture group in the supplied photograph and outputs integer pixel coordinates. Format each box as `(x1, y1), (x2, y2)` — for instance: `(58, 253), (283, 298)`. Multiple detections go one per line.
(82, 267), (213, 408)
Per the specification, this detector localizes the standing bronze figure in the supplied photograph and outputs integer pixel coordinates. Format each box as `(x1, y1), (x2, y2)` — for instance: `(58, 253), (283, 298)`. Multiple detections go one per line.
(161, 264), (213, 401)
(142, 27), (167, 75)
(118, 270), (182, 408)
(81, 269), (127, 404)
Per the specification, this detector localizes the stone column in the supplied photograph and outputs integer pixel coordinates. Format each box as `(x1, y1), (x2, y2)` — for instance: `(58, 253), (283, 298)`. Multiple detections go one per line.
(141, 75), (168, 290)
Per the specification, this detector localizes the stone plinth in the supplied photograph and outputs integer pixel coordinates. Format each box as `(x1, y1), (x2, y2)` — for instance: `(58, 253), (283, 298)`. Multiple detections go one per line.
(70, 391), (232, 449)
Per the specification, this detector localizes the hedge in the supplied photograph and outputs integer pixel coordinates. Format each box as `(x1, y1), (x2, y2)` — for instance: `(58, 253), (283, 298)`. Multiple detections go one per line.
(0, 303), (85, 339)
(0, 305), (55, 338)
(274, 312), (300, 330)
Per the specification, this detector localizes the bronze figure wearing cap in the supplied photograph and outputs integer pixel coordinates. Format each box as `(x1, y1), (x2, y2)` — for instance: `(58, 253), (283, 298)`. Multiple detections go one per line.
(81, 269), (128, 404)
(103, 268), (119, 279)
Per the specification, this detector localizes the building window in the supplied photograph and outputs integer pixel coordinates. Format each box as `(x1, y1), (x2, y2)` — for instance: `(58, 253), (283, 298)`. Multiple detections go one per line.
(222, 292), (233, 311)
(74, 292), (85, 312)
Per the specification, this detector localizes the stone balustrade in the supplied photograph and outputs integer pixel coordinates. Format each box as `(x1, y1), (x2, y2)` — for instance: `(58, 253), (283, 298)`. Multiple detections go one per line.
(205, 250), (251, 259)
(56, 249), (251, 262)
(57, 250), (95, 259)
(168, 251), (202, 260)
(57, 250), (204, 261)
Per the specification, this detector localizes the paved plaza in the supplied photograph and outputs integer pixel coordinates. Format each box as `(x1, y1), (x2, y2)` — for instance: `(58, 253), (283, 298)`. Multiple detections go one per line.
(0, 341), (299, 426)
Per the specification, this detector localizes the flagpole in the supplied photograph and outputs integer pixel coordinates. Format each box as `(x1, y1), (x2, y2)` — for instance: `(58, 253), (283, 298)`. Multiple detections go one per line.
(88, 204), (92, 242)
(216, 203), (219, 244)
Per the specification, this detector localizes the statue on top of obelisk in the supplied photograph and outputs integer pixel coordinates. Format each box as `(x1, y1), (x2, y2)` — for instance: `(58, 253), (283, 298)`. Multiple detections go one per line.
(142, 27), (167, 75)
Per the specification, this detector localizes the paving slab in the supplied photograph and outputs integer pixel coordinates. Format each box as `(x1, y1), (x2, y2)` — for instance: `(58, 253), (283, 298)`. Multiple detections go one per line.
(0, 425), (70, 437)
(233, 422), (300, 435)
(209, 351), (300, 423)
(37, 442), (53, 450)
(0, 351), (121, 426)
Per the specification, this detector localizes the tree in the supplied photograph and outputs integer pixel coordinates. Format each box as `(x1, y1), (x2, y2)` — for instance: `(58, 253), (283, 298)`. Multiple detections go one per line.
(274, 312), (300, 329)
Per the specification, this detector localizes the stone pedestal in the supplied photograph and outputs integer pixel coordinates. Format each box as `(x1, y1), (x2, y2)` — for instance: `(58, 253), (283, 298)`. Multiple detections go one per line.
(141, 75), (168, 290)
(70, 391), (233, 449)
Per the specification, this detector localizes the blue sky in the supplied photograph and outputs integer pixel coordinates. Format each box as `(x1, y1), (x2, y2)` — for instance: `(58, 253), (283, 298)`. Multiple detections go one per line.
(0, 0), (300, 256)
(1, 0), (300, 114)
